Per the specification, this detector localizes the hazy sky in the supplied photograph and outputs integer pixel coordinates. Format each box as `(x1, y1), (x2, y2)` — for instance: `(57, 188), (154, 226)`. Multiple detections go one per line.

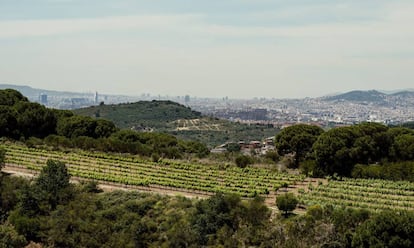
(1, 0), (413, 98)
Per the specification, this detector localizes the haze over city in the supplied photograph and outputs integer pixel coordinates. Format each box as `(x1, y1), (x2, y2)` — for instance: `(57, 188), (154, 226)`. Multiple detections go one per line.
(1, 0), (413, 98)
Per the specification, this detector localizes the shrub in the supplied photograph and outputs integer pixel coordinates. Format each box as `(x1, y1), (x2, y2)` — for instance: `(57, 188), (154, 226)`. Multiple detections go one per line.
(276, 193), (298, 216)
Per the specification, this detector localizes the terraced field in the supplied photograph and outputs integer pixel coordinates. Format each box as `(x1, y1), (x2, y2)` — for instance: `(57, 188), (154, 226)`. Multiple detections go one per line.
(3, 142), (414, 211)
(300, 178), (414, 211)
(1, 143), (304, 198)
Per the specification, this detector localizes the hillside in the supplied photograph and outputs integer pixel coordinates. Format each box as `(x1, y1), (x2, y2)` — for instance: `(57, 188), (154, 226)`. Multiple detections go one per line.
(322, 89), (414, 107)
(74, 101), (279, 146)
(323, 90), (387, 102)
(74, 100), (202, 129)
(0, 83), (88, 99)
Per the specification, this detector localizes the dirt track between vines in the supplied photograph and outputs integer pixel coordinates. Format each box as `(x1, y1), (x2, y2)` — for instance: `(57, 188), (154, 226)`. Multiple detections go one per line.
(2, 164), (323, 209)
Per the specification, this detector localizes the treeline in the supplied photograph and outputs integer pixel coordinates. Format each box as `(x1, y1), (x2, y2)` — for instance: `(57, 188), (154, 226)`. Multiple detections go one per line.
(275, 123), (414, 180)
(0, 161), (413, 247)
(0, 89), (209, 159)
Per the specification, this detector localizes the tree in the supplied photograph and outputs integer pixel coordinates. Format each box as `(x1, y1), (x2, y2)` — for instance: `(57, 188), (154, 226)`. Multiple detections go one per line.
(35, 160), (71, 210)
(235, 155), (253, 168)
(0, 89), (28, 106)
(276, 193), (298, 216)
(275, 124), (324, 167)
(56, 116), (97, 138)
(391, 134), (414, 161)
(14, 102), (57, 138)
(352, 211), (414, 248)
(192, 193), (241, 245)
(94, 119), (118, 138)
(313, 126), (359, 176)
(0, 106), (18, 138)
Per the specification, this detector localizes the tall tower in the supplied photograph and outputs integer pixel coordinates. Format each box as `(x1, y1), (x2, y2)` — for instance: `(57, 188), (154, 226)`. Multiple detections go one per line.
(94, 91), (99, 104)
(39, 93), (48, 105)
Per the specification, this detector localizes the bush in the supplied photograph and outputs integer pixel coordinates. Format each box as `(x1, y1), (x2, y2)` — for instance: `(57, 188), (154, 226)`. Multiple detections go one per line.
(264, 151), (280, 163)
(276, 193), (298, 216)
(235, 155), (253, 168)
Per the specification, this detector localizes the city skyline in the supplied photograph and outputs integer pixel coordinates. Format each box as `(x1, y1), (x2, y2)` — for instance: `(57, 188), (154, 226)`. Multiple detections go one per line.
(1, 0), (414, 98)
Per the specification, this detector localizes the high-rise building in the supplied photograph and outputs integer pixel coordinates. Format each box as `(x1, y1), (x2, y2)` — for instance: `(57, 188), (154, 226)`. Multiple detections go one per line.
(94, 91), (99, 104)
(39, 93), (48, 105)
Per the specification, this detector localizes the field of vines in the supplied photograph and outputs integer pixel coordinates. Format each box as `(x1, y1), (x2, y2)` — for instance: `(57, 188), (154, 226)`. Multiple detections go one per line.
(1, 143), (304, 197)
(300, 178), (414, 211)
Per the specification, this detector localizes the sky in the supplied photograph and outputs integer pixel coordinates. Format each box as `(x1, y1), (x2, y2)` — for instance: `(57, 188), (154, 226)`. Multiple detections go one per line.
(0, 0), (413, 99)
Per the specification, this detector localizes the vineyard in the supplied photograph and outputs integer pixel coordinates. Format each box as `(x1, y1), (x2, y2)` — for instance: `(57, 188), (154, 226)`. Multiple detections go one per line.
(2, 142), (414, 211)
(1, 143), (304, 198)
(300, 178), (414, 211)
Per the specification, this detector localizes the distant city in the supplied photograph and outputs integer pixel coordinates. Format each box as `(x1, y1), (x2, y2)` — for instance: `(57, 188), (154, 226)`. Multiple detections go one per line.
(1, 84), (413, 128)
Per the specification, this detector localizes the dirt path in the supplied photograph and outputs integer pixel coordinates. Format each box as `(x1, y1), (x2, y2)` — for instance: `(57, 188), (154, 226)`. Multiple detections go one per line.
(2, 164), (212, 200)
(2, 164), (319, 211)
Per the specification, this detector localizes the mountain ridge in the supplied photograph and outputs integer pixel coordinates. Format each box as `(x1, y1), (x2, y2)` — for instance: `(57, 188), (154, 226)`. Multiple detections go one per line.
(2, 83), (414, 101)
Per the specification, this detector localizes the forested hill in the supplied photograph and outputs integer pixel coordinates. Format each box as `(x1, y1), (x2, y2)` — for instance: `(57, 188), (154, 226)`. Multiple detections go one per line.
(322, 89), (414, 104)
(323, 90), (387, 102)
(74, 100), (201, 129)
(73, 100), (279, 146)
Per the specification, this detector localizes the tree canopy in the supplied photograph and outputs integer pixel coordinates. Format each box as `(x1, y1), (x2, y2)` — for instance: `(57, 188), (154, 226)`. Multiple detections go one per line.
(275, 124), (324, 167)
(276, 193), (298, 216)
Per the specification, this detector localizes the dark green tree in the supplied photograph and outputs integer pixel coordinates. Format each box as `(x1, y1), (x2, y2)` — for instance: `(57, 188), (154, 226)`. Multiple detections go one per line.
(35, 160), (71, 210)
(192, 193), (241, 245)
(276, 193), (298, 216)
(56, 115), (97, 138)
(350, 122), (389, 164)
(0, 106), (18, 138)
(0, 89), (28, 106)
(94, 119), (118, 138)
(391, 134), (414, 161)
(352, 211), (414, 248)
(313, 126), (359, 176)
(275, 124), (324, 167)
(235, 155), (253, 168)
(14, 102), (57, 138)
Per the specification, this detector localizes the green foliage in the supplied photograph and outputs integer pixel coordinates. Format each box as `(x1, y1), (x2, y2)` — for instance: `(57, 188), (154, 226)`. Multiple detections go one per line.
(276, 193), (298, 216)
(299, 160), (318, 177)
(74, 100), (201, 129)
(0, 89), (28, 106)
(1, 174), (413, 247)
(0, 177), (30, 222)
(0, 148), (4, 168)
(0, 223), (27, 248)
(352, 211), (414, 248)
(275, 124), (324, 166)
(264, 150), (280, 163)
(178, 140), (210, 158)
(312, 123), (414, 177)
(390, 133), (414, 160)
(0, 106), (18, 139)
(235, 155), (253, 168)
(191, 193), (270, 246)
(4, 143), (303, 198)
(401, 121), (414, 129)
(352, 162), (414, 182)
(300, 177), (414, 211)
(57, 115), (117, 139)
(313, 126), (359, 176)
(13, 102), (57, 139)
(36, 160), (71, 210)
(226, 142), (241, 152)
(74, 101), (280, 147)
